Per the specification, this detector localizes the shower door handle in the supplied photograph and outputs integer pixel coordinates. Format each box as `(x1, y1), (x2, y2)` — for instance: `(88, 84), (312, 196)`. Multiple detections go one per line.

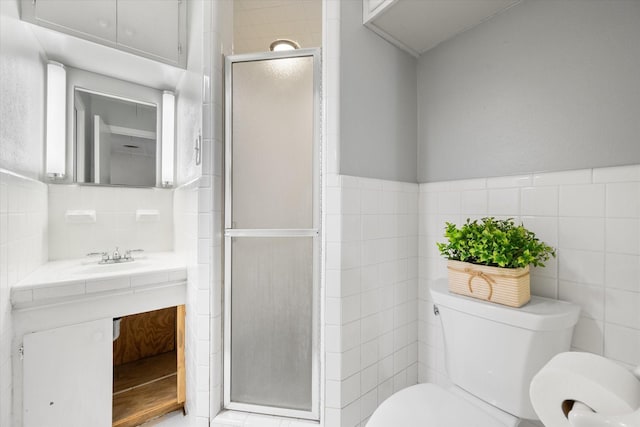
(194, 132), (202, 166)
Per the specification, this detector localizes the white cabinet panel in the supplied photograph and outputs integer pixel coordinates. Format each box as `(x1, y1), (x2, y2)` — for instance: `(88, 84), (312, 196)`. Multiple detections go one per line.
(117, 0), (183, 66)
(34, 0), (117, 44)
(21, 0), (186, 69)
(23, 318), (112, 427)
(363, 0), (396, 19)
(362, 0), (520, 57)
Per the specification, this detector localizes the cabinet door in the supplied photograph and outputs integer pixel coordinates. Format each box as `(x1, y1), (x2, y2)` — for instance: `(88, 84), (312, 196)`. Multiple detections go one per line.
(34, 0), (117, 44)
(23, 318), (112, 427)
(116, 0), (184, 66)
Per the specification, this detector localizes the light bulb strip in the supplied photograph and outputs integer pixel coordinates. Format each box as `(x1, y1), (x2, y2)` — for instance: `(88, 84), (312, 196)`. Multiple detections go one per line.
(161, 91), (175, 187)
(46, 61), (66, 179)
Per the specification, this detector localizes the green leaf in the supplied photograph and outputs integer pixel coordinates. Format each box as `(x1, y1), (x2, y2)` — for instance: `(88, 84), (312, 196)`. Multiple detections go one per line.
(436, 217), (556, 269)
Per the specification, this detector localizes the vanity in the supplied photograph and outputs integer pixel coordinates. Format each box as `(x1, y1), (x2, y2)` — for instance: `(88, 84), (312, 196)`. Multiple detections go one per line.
(11, 252), (187, 427)
(8, 27), (192, 426)
(7, 1), (204, 425)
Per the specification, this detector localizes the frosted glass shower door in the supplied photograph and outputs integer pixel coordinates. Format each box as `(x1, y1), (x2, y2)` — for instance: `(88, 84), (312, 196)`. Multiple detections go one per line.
(224, 50), (320, 420)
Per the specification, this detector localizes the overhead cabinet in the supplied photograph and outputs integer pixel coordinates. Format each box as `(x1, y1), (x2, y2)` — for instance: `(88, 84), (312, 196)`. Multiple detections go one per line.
(362, 0), (520, 57)
(21, 0), (187, 68)
(116, 0), (183, 66)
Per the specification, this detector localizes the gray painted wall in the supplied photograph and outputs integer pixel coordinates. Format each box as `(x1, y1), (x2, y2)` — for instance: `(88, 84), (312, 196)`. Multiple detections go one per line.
(340, 0), (417, 183)
(417, 0), (640, 183)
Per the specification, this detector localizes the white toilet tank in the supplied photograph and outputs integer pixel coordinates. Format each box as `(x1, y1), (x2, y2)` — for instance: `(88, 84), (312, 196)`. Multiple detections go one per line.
(430, 280), (580, 420)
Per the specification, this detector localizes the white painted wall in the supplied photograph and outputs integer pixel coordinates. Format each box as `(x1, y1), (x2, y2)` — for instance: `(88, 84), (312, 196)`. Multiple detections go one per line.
(0, 0), (46, 179)
(417, 0), (640, 183)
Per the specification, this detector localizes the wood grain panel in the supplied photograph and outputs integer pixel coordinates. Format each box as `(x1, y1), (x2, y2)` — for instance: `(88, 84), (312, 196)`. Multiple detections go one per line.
(113, 351), (176, 394)
(113, 307), (176, 366)
(176, 305), (186, 404)
(112, 375), (181, 427)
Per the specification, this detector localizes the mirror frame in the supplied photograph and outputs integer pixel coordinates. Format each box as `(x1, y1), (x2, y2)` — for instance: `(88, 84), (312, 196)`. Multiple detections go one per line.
(73, 87), (159, 187)
(61, 66), (170, 187)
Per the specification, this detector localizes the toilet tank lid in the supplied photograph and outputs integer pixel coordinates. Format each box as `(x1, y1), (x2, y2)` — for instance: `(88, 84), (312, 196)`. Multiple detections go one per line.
(430, 279), (580, 331)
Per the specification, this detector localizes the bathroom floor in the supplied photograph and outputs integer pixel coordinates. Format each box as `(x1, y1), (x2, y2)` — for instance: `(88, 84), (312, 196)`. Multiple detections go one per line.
(144, 410), (319, 427)
(212, 411), (319, 427)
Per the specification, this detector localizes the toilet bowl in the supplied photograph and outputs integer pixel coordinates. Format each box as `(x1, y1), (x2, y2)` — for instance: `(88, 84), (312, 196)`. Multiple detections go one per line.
(367, 383), (519, 427)
(367, 279), (581, 426)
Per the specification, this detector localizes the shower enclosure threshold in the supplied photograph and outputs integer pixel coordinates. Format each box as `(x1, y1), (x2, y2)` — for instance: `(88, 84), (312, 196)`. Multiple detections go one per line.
(212, 410), (319, 427)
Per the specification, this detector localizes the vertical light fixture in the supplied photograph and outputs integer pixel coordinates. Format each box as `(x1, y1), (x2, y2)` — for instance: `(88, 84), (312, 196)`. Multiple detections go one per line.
(46, 61), (66, 179)
(161, 90), (175, 187)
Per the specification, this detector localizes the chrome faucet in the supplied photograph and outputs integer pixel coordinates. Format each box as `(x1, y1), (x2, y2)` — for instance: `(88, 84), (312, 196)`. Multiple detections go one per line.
(124, 249), (144, 259)
(86, 248), (144, 264)
(86, 251), (109, 263)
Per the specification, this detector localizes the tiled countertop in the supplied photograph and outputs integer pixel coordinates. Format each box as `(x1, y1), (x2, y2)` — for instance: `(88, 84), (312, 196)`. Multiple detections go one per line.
(11, 252), (187, 308)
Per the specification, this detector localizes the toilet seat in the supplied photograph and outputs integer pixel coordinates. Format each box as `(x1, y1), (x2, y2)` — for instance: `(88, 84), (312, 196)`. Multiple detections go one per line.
(366, 383), (510, 427)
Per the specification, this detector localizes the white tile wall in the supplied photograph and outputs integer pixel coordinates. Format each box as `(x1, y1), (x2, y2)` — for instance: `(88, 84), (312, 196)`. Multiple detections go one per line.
(0, 170), (48, 427)
(174, 179), (202, 420)
(233, 0), (322, 55)
(170, 1), (230, 424)
(325, 174), (419, 427)
(48, 185), (173, 260)
(418, 165), (640, 389)
(210, 0), (232, 420)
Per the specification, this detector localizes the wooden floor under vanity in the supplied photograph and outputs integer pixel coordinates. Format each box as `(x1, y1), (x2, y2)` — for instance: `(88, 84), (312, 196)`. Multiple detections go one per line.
(112, 306), (185, 427)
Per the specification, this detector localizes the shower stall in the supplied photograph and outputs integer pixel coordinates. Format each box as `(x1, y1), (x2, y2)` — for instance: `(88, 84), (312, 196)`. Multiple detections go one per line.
(223, 49), (321, 420)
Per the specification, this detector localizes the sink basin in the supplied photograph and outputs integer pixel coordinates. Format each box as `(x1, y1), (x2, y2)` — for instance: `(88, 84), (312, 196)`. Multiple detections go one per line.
(69, 260), (150, 275)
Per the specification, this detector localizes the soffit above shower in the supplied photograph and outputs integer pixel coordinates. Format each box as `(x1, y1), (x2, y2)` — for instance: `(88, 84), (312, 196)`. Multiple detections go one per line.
(363, 0), (522, 57)
(233, 0), (322, 54)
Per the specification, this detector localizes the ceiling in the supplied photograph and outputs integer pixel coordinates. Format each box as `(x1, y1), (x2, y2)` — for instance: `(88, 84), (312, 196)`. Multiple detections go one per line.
(233, 0), (322, 54)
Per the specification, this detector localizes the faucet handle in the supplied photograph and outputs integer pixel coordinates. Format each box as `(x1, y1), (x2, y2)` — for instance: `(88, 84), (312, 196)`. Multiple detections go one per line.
(87, 251), (109, 262)
(124, 248), (144, 259)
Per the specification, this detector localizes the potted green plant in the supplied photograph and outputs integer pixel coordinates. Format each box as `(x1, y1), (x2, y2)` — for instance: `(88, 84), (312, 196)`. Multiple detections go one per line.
(436, 217), (555, 307)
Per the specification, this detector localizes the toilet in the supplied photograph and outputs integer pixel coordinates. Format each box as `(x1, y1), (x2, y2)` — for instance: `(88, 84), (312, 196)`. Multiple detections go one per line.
(367, 279), (581, 427)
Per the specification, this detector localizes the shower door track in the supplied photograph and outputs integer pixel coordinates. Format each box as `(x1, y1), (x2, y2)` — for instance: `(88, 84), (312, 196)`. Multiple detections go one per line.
(223, 49), (321, 421)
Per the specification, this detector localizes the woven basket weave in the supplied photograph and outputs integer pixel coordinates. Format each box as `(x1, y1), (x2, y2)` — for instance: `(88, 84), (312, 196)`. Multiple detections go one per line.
(447, 260), (531, 308)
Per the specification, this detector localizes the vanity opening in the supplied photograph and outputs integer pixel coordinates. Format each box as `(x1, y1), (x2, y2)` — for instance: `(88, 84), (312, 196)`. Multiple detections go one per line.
(112, 305), (185, 427)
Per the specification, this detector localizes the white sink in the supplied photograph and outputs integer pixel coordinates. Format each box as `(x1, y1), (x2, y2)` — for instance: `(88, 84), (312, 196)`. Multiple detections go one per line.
(68, 260), (150, 275)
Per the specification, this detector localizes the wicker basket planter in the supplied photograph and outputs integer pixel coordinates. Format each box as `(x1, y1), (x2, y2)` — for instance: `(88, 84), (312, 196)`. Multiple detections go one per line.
(447, 260), (531, 308)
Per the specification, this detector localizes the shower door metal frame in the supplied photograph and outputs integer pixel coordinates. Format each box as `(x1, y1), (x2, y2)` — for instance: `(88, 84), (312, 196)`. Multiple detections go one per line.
(223, 48), (321, 420)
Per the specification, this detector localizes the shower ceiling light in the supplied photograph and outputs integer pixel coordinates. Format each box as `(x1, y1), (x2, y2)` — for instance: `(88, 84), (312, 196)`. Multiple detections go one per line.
(270, 39), (300, 52)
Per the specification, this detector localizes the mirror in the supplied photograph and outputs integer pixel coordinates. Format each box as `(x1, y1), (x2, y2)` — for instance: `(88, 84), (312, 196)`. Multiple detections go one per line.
(74, 89), (158, 187)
